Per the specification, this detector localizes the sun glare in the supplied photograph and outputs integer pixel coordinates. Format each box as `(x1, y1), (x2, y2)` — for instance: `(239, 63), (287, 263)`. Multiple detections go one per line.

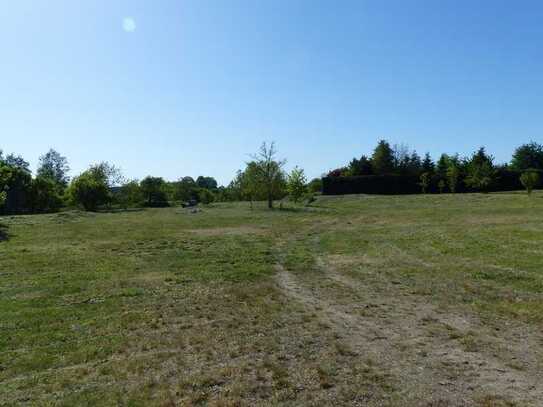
(122, 17), (136, 33)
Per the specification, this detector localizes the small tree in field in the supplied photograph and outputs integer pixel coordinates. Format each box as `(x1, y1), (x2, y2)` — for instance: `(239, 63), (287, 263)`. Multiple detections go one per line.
(287, 167), (307, 203)
(520, 171), (540, 195)
(252, 142), (286, 209)
(419, 172), (431, 194)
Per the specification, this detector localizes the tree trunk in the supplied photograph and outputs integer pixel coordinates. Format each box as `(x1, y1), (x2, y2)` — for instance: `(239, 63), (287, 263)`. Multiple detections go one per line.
(268, 194), (273, 209)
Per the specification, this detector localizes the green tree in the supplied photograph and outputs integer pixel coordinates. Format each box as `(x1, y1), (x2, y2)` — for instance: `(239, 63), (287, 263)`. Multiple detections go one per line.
(287, 167), (307, 203)
(348, 155), (372, 176)
(438, 179), (446, 193)
(520, 171), (540, 195)
(511, 142), (543, 171)
(240, 162), (263, 208)
(422, 153), (435, 174)
(371, 140), (395, 175)
(0, 160), (32, 214)
(68, 162), (121, 211)
(196, 176), (218, 190)
(116, 180), (143, 208)
(252, 142), (286, 209)
(198, 188), (215, 204)
(436, 154), (451, 179)
(37, 149), (70, 188)
(29, 176), (63, 213)
(307, 178), (323, 193)
(0, 164), (11, 208)
(140, 176), (168, 207)
(419, 172), (431, 194)
(68, 172), (110, 211)
(465, 147), (495, 192)
(446, 164), (460, 193)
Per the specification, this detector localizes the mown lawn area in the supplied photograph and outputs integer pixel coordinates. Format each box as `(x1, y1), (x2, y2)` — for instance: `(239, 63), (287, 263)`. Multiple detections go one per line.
(1, 193), (543, 406)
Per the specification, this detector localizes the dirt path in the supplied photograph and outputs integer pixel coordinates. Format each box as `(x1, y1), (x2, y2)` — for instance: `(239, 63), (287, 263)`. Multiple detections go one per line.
(275, 258), (543, 406)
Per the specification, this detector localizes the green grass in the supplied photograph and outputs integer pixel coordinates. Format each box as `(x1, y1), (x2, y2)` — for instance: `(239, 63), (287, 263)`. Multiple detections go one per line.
(1, 193), (543, 405)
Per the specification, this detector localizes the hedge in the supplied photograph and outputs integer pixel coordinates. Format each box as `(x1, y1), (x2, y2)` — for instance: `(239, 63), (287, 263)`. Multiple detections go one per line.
(322, 170), (538, 195)
(322, 175), (420, 195)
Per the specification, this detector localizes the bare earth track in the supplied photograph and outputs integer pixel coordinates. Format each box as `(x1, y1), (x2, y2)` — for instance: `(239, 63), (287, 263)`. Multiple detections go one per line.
(275, 257), (543, 406)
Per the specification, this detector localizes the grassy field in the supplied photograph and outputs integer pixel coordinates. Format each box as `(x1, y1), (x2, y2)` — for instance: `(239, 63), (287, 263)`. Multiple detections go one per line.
(1, 193), (543, 406)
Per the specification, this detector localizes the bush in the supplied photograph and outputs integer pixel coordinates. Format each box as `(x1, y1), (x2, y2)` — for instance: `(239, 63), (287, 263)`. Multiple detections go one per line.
(68, 172), (110, 211)
(520, 171), (540, 195)
(115, 180), (144, 208)
(140, 177), (169, 207)
(419, 172), (431, 194)
(29, 176), (63, 213)
(198, 188), (215, 204)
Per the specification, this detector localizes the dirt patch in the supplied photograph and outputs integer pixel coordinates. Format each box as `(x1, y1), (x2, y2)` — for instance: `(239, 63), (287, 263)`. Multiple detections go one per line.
(275, 258), (543, 406)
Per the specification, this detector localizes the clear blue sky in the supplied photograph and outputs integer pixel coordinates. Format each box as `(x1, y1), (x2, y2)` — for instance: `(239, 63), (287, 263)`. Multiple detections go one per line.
(1, 1), (542, 185)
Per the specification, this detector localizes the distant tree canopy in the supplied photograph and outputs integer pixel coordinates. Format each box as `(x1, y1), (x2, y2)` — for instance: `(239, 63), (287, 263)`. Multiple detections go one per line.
(511, 142), (543, 171)
(68, 162), (121, 211)
(323, 140), (541, 195)
(2, 139), (543, 213)
(196, 176), (218, 190)
(371, 140), (395, 175)
(37, 149), (70, 188)
(140, 176), (169, 207)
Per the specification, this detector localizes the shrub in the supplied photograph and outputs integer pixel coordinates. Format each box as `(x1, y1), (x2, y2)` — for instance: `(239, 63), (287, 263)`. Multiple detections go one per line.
(520, 171), (540, 195)
(29, 176), (63, 213)
(116, 180), (144, 208)
(68, 171), (110, 211)
(140, 177), (169, 207)
(307, 178), (323, 193)
(419, 172), (431, 194)
(198, 188), (215, 204)
(287, 167), (307, 203)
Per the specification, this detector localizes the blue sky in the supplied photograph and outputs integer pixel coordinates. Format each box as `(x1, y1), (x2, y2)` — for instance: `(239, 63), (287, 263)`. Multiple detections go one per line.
(1, 1), (542, 185)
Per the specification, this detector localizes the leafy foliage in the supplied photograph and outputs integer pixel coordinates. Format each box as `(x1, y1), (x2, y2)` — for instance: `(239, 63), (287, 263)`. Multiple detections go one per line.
(37, 149), (70, 188)
(371, 140), (395, 175)
(511, 142), (543, 171)
(251, 142), (287, 209)
(419, 172), (431, 194)
(520, 171), (540, 195)
(140, 176), (169, 207)
(68, 162), (121, 211)
(464, 148), (495, 192)
(287, 167), (307, 203)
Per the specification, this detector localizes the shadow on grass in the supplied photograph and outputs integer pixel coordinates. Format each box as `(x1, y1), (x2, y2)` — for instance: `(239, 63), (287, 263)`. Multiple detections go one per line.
(0, 223), (9, 242)
(96, 207), (146, 214)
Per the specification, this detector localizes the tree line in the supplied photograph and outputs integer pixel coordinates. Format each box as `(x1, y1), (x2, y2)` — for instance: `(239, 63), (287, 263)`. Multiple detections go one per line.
(2, 140), (541, 214)
(325, 140), (543, 194)
(0, 149), (226, 214)
(0, 143), (317, 214)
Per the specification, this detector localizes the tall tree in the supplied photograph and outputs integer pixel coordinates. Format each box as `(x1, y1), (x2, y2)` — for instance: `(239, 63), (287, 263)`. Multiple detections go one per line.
(196, 176), (218, 190)
(511, 142), (543, 171)
(371, 140), (395, 175)
(465, 147), (495, 192)
(422, 153), (435, 174)
(252, 142), (286, 209)
(140, 176), (168, 207)
(37, 149), (70, 187)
